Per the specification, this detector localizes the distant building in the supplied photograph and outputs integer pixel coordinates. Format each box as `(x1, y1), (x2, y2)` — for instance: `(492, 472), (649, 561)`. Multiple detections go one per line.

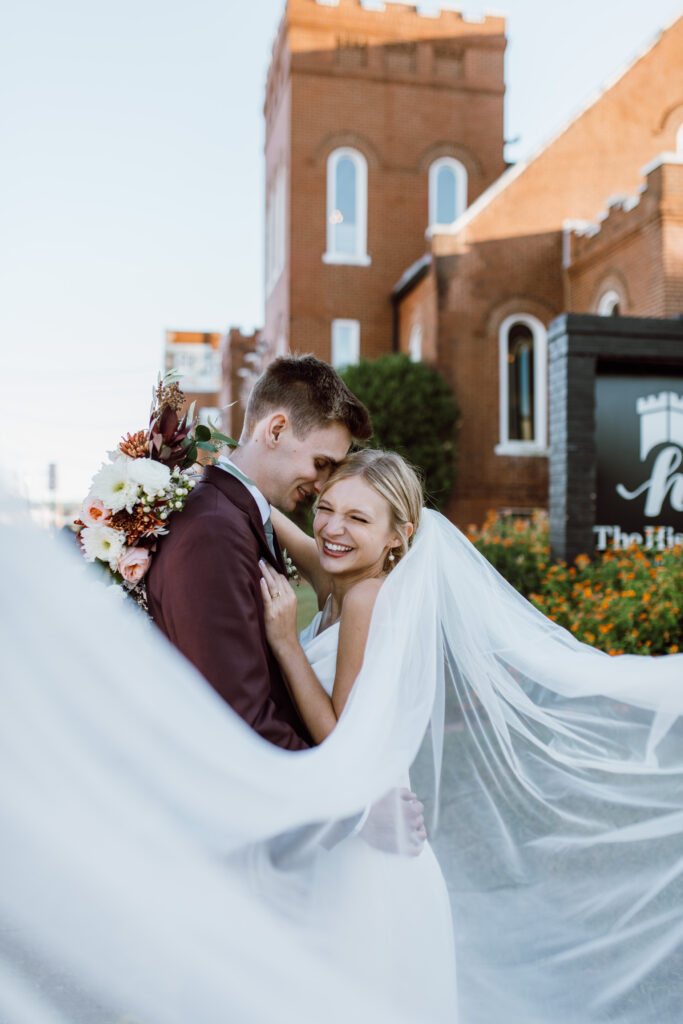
(220, 328), (270, 441)
(164, 329), (225, 430)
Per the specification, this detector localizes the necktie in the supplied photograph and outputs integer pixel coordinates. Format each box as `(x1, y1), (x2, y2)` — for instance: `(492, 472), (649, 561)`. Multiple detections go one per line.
(263, 516), (276, 559)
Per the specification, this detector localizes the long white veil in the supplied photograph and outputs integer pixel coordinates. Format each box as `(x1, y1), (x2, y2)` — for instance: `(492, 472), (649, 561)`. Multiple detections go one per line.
(1, 498), (682, 1023)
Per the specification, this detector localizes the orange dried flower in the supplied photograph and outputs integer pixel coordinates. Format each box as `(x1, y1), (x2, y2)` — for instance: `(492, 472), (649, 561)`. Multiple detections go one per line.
(119, 430), (150, 459)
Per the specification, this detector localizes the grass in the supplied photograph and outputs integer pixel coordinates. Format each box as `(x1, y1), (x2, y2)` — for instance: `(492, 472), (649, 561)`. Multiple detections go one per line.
(295, 581), (320, 633)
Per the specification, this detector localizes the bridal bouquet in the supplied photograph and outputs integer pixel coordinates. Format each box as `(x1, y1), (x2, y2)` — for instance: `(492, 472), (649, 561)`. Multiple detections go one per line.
(75, 372), (235, 609)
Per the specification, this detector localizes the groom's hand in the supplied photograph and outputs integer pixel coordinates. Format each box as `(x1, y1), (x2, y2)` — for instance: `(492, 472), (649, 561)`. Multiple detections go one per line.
(359, 788), (426, 857)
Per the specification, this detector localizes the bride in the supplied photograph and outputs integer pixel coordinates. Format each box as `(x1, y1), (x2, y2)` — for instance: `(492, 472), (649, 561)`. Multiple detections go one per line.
(261, 449), (458, 1021)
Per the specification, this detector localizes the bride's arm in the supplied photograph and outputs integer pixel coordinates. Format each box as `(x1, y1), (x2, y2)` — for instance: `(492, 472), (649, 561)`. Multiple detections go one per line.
(260, 564), (381, 745)
(270, 507), (331, 608)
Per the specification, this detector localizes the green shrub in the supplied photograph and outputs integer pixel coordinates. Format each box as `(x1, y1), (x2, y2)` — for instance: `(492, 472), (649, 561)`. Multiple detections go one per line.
(341, 354), (458, 510)
(467, 513), (683, 656)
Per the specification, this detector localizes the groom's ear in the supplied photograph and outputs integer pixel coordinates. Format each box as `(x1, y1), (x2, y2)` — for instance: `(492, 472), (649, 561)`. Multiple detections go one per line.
(264, 412), (288, 448)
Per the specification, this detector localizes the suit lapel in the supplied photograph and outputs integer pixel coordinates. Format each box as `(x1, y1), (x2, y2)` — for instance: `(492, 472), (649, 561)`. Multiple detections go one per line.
(202, 465), (285, 573)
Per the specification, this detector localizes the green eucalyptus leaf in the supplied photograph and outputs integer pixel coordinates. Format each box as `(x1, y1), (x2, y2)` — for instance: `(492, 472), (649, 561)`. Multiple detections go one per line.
(195, 424), (211, 442)
(210, 430), (238, 446)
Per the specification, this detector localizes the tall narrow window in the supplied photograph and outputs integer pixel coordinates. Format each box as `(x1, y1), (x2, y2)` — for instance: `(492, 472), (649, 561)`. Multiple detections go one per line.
(324, 149), (370, 265)
(331, 319), (360, 368)
(507, 323), (534, 441)
(429, 157), (467, 230)
(496, 314), (547, 455)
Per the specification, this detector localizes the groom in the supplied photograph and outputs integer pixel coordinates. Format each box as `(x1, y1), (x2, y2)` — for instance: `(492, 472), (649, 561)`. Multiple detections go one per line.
(147, 354), (426, 852)
(147, 354), (366, 749)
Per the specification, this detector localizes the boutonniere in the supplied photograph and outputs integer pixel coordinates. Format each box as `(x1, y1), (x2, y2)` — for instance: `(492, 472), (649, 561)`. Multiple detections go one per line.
(283, 549), (300, 586)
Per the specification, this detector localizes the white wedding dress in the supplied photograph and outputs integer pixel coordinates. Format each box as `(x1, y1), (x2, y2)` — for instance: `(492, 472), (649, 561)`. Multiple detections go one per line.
(298, 608), (458, 1023)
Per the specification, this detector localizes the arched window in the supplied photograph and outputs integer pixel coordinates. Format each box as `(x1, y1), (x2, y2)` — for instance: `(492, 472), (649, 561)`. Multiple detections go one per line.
(409, 324), (422, 362)
(496, 314), (548, 455)
(597, 289), (621, 316)
(323, 148), (370, 266)
(428, 157), (467, 230)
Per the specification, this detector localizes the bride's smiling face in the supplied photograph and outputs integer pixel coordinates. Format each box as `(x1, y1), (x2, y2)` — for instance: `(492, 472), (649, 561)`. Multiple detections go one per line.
(313, 475), (404, 579)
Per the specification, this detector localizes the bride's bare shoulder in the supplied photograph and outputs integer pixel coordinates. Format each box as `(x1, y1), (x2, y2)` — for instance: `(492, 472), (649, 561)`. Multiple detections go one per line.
(341, 576), (385, 619)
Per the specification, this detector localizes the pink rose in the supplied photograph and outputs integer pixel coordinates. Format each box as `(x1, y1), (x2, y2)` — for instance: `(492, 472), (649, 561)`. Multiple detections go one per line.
(118, 546), (152, 585)
(81, 495), (112, 527)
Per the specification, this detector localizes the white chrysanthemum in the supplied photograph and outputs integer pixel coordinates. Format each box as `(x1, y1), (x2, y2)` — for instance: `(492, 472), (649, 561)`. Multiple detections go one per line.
(90, 459), (139, 513)
(128, 458), (171, 497)
(80, 525), (126, 569)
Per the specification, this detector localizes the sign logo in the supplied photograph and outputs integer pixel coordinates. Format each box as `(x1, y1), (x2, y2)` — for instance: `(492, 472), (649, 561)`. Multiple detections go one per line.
(594, 378), (683, 551)
(615, 392), (683, 516)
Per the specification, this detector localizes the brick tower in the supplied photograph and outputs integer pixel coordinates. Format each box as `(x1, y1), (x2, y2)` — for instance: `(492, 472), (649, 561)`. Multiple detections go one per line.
(263, 0), (507, 366)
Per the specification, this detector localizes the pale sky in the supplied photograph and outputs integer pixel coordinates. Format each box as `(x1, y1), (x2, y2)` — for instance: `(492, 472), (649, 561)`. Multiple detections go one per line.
(3, 0), (682, 504)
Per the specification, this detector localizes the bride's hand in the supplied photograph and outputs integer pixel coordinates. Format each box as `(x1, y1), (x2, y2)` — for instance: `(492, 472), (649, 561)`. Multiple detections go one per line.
(259, 560), (299, 656)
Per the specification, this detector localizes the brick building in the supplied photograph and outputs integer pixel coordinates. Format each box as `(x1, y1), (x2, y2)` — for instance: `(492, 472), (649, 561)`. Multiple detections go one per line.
(164, 330), (224, 427)
(225, 2), (683, 528)
(263, 0), (507, 363)
(394, 12), (683, 525)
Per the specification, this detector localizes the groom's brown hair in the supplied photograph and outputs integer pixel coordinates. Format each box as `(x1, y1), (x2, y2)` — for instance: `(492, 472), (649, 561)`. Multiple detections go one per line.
(243, 354), (373, 441)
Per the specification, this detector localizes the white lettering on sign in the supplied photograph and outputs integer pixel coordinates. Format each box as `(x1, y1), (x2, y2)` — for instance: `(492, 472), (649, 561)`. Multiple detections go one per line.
(593, 525), (683, 551)
(616, 445), (683, 516)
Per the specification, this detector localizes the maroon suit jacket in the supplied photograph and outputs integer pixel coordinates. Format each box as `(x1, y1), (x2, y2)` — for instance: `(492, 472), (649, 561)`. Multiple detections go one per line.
(146, 465), (312, 750)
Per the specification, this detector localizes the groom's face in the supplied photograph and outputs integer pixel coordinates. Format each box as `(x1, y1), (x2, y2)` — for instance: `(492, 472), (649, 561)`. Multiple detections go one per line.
(268, 419), (351, 511)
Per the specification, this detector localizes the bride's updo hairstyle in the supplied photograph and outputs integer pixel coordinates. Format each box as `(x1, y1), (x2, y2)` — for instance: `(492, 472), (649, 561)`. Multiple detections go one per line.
(317, 449), (423, 572)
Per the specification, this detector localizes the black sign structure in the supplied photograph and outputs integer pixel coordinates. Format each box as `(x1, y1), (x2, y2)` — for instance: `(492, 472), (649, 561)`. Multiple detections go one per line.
(548, 314), (683, 563)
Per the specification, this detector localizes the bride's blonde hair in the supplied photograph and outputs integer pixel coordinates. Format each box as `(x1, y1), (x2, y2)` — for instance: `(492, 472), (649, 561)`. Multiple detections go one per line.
(317, 450), (423, 571)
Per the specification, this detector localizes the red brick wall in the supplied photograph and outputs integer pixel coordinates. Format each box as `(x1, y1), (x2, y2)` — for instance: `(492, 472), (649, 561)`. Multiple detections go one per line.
(397, 263), (438, 365)
(568, 157), (683, 320)
(264, 0), (507, 361)
(402, 16), (683, 527)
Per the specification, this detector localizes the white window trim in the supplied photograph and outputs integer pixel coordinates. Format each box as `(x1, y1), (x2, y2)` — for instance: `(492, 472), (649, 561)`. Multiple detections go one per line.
(597, 289), (621, 315)
(323, 148), (371, 266)
(495, 313), (548, 457)
(428, 157), (467, 231)
(331, 318), (360, 369)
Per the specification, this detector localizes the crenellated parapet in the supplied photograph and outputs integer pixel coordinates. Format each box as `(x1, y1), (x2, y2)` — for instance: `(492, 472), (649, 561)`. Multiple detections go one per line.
(265, 0), (505, 124)
(566, 156), (683, 268)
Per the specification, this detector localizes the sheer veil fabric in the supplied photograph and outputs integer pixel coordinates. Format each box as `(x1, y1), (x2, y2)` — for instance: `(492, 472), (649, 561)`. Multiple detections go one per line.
(1, 496), (682, 1022)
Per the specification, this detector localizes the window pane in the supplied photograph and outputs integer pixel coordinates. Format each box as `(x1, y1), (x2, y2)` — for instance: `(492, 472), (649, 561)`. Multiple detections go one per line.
(332, 322), (359, 368)
(334, 157), (357, 254)
(507, 323), (535, 441)
(436, 165), (456, 224)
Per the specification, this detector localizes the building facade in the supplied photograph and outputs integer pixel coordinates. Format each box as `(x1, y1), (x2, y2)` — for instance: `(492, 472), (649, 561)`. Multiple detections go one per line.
(395, 13), (683, 525)
(263, 0), (507, 365)
(221, 3), (683, 530)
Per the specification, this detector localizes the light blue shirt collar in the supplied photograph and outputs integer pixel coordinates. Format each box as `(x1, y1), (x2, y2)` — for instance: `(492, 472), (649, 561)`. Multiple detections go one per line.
(216, 457), (271, 526)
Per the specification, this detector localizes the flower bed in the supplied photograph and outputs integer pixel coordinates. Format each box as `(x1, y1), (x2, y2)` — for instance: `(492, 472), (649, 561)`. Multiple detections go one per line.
(467, 512), (682, 656)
